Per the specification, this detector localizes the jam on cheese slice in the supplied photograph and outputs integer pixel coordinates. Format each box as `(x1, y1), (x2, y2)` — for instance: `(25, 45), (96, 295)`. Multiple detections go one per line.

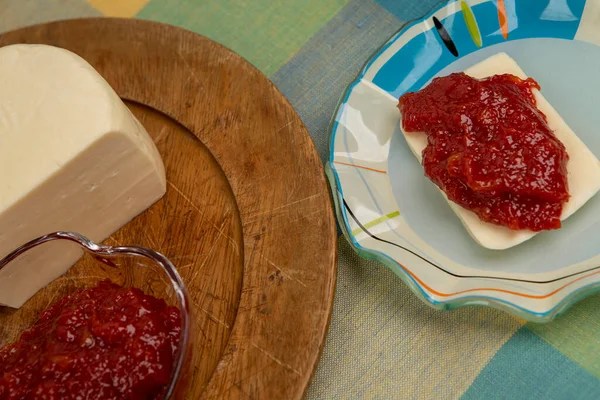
(398, 53), (600, 250)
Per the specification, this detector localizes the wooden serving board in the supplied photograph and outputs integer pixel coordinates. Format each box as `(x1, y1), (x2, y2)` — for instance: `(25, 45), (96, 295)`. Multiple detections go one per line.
(0, 19), (337, 399)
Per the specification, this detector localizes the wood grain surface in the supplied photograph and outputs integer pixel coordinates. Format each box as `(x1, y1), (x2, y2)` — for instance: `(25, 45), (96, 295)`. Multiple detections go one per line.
(0, 19), (337, 399)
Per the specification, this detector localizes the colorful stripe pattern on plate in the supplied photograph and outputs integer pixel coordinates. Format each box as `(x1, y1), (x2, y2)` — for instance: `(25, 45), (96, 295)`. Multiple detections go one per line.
(327, 0), (600, 323)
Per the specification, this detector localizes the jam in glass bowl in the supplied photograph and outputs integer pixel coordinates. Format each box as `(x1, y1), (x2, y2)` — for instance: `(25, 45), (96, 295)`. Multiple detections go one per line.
(0, 231), (193, 399)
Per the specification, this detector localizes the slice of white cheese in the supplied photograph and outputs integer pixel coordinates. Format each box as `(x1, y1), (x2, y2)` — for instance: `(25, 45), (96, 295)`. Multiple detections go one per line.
(0, 44), (166, 307)
(400, 52), (600, 250)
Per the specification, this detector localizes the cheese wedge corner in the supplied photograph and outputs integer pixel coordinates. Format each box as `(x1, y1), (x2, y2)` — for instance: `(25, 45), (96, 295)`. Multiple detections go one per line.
(0, 44), (167, 307)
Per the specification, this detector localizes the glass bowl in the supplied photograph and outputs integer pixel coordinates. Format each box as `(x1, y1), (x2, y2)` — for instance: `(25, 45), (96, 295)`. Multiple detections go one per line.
(0, 231), (193, 399)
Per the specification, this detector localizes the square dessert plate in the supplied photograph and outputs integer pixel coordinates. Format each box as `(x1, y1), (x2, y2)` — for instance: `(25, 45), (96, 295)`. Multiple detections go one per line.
(327, 0), (600, 322)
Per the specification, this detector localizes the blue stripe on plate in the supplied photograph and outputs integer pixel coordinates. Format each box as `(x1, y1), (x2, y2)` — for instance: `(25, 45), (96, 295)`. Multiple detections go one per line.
(372, 0), (587, 97)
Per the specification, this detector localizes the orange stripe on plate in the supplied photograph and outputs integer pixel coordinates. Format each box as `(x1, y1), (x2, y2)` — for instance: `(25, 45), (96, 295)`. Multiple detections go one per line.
(334, 161), (387, 174)
(497, 0), (509, 39)
(400, 262), (600, 299)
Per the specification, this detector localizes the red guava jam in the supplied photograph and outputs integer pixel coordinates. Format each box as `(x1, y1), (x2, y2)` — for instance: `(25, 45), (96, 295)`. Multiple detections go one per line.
(0, 280), (181, 400)
(399, 72), (570, 231)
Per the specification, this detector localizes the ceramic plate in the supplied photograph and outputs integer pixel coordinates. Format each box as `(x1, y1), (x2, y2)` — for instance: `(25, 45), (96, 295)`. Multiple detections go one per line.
(327, 0), (600, 322)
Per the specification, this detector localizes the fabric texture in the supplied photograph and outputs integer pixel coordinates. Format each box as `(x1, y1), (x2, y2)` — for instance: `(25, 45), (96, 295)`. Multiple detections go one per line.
(1, 0), (599, 398)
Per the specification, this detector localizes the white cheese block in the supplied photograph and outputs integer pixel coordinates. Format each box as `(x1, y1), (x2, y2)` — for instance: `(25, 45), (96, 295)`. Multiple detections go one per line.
(400, 52), (600, 250)
(0, 44), (166, 307)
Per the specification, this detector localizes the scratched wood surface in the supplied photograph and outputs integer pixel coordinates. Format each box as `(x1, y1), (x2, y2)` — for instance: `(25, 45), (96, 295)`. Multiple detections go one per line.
(0, 19), (337, 399)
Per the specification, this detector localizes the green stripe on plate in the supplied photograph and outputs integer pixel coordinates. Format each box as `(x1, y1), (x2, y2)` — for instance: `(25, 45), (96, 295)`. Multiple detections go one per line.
(461, 0), (482, 47)
(351, 210), (400, 236)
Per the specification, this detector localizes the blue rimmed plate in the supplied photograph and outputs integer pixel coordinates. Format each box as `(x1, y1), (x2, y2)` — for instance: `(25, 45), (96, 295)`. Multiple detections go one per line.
(326, 0), (600, 322)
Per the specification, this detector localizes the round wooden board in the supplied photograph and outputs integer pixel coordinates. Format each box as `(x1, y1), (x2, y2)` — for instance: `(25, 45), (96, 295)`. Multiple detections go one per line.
(0, 19), (337, 399)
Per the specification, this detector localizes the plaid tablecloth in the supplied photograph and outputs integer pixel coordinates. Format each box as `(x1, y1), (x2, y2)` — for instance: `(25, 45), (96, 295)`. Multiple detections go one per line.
(2, 1), (600, 398)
